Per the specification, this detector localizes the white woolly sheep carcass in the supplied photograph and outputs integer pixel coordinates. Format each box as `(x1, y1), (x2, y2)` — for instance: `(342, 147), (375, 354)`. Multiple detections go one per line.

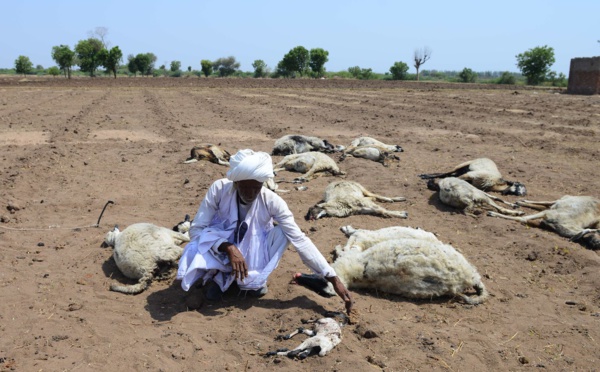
(273, 151), (345, 182)
(265, 312), (348, 359)
(294, 225), (489, 305)
(305, 180), (407, 220)
(488, 195), (600, 250)
(419, 157), (527, 196)
(102, 218), (190, 294)
(427, 177), (524, 217)
(344, 136), (403, 153)
(184, 144), (231, 166)
(271, 134), (340, 156)
(339, 144), (401, 167)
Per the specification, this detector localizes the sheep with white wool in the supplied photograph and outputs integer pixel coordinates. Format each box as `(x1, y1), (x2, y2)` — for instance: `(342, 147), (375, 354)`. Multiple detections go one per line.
(273, 151), (345, 182)
(305, 180), (407, 220)
(488, 195), (600, 250)
(294, 225), (489, 305)
(419, 157), (527, 196)
(271, 134), (340, 156)
(426, 177), (524, 217)
(102, 216), (191, 294)
(339, 136), (403, 166)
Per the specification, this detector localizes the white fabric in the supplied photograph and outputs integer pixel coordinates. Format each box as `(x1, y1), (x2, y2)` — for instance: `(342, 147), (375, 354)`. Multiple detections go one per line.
(226, 149), (274, 183)
(177, 178), (336, 292)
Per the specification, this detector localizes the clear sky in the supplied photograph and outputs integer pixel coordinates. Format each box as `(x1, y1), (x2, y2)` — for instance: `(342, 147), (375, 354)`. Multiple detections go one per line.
(1, 0), (598, 75)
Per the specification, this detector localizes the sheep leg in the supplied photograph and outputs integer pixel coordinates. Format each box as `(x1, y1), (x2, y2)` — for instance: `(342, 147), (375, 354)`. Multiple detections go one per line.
(487, 210), (547, 223)
(482, 198), (524, 216)
(358, 205), (408, 218)
(569, 229), (599, 242)
(265, 348), (289, 356)
(481, 192), (519, 208)
(295, 166), (322, 183)
(516, 200), (558, 211)
(361, 187), (406, 203)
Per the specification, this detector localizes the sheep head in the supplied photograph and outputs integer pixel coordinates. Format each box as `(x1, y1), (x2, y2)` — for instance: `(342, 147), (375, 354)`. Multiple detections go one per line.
(292, 273), (336, 297)
(305, 205), (327, 221)
(501, 181), (527, 196)
(102, 225), (120, 248)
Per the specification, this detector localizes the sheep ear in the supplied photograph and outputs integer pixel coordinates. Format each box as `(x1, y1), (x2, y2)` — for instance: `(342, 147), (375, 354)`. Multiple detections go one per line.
(184, 214), (190, 222)
(316, 210), (328, 219)
(112, 225), (119, 232)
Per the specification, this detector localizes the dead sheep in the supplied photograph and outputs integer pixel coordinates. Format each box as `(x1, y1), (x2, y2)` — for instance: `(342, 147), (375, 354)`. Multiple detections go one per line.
(339, 144), (401, 167)
(344, 136), (404, 153)
(488, 195), (600, 250)
(305, 180), (407, 220)
(184, 144), (231, 166)
(102, 218), (190, 294)
(294, 225), (489, 305)
(339, 136), (403, 166)
(426, 177), (524, 217)
(265, 312), (348, 359)
(273, 151), (346, 183)
(419, 157), (527, 196)
(271, 134), (341, 156)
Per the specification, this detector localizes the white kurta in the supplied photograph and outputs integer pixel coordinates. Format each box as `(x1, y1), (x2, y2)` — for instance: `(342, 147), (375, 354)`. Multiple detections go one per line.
(177, 178), (336, 292)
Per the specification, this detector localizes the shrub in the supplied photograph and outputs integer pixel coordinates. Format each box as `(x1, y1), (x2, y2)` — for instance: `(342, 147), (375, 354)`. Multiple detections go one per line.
(496, 71), (516, 85)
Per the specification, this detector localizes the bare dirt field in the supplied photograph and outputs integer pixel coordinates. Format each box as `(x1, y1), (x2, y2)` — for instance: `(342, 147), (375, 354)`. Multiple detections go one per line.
(1, 76), (599, 371)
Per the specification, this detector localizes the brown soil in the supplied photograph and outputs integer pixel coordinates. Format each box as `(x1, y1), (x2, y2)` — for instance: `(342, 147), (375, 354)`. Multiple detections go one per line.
(1, 76), (599, 371)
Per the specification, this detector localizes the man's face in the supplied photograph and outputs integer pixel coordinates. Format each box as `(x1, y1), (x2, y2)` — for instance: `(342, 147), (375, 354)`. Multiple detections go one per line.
(235, 179), (263, 204)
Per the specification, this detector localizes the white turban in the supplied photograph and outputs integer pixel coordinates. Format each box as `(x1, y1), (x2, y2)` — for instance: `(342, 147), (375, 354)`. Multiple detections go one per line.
(226, 149), (274, 183)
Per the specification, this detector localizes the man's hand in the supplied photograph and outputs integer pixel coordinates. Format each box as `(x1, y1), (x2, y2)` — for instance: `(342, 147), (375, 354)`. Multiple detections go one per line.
(219, 243), (248, 281)
(327, 276), (353, 314)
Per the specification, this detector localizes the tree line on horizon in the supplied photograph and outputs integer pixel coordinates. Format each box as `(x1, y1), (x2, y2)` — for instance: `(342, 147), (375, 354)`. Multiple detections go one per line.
(8, 27), (567, 86)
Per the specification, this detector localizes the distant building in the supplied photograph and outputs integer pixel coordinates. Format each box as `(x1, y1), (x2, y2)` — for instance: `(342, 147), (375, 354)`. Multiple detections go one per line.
(567, 57), (600, 95)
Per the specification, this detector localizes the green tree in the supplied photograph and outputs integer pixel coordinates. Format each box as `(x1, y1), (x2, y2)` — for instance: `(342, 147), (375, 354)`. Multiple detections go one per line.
(458, 67), (477, 83)
(280, 46), (309, 77)
(51, 45), (75, 78)
(75, 38), (104, 77)
(309, 48), (329, 77)
(516, 45), (555, 85)
(14, 55), (33, 75)
(170, 60), (181, 72)
(200, 60), (213, 77)
(47, 66), (61, 77)
(134, 53), (152, 76)
(389, 61), (409, 80)
(252, 59), (267, 78)
(99, 46), (123, 78)
(127, 54), (138, 76)
(212, 56), (240, 77)
(126, 53), (156, 76)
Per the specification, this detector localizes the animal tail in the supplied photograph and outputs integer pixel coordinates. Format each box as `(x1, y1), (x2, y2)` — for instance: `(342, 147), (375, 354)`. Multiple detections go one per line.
(460, 282), (489, 305)
(110, 274), (152, 295)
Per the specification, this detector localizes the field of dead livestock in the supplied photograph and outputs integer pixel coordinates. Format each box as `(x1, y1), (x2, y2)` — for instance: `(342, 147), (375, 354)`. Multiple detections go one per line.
(0, 76), (599, 371)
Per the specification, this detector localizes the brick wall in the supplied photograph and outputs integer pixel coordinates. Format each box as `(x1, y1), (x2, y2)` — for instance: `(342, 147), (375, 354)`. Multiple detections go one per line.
(567, 56), (600, 95)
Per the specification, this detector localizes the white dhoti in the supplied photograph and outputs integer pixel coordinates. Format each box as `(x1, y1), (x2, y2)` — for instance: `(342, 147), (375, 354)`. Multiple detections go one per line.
(177, 225), (289, 292)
